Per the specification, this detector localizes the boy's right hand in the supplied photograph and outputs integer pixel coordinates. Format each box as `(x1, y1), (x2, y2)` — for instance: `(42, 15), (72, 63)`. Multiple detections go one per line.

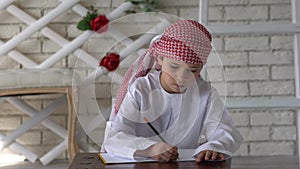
(135, 142), (179, 161)
(149, 142), (179, 161)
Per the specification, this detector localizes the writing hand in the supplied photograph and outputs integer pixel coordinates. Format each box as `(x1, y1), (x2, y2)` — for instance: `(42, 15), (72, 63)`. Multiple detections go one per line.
(149, 142), (179, 161)
(134, 142), (179, 162)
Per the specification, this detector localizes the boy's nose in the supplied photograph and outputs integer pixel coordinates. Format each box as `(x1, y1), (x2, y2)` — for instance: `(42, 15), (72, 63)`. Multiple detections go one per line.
(176, 69), (190, 81)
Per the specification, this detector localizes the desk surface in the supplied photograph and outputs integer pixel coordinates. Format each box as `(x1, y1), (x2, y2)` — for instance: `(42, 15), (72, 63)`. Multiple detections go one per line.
(68, 153), (300, 169)
(68, 153), (231, 169)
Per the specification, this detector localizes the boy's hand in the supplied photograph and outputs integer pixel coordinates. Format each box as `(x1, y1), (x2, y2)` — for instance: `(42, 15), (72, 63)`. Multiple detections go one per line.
(135, 142), (179, 161)
(149, 142), (179, 161)
(196, 150), (225, 162)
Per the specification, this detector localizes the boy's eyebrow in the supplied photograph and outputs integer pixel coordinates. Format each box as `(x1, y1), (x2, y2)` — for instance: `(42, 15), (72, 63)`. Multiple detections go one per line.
(189, 67), (201, 70)
(169, 62), (180, 67)
(169, 61), (179, 65)
(188, 65), (202, 69)
(189, 65), (201, 68)
(169, 60), (202, 69)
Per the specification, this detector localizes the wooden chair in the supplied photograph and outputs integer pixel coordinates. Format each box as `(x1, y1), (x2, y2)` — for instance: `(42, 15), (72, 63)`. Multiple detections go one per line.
(0, 68), (78, 165)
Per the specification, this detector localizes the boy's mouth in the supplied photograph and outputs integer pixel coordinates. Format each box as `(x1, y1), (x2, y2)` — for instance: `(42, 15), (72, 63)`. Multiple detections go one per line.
(174, 83), (185, 89)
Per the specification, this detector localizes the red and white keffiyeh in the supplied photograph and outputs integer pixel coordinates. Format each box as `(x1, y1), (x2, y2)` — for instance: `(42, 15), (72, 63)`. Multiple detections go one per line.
(113, 20), (212, 115)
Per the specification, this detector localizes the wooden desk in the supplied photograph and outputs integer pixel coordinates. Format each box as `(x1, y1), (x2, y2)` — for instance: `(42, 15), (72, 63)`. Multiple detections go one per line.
(68, 153), (231, 169)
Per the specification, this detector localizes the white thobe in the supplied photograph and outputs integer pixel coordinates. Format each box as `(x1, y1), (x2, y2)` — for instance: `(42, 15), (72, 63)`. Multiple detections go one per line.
(103, 71), (243, 159)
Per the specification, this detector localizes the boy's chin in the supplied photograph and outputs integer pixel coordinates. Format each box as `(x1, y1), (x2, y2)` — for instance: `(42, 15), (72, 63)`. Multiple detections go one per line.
(172, 88), (187, 94)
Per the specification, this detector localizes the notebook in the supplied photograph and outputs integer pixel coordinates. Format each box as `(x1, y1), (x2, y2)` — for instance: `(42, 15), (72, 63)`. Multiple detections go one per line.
(98, 149), (196, 164)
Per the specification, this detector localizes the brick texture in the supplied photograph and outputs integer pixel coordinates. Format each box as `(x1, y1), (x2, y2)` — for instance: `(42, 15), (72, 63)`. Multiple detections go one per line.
(250, 142), (294, 156)
(0, 0), (297, 160)
(224, 6), (268, 20)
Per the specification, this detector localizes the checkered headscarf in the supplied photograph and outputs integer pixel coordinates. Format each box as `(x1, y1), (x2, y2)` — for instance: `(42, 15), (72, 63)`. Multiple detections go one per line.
(112, 20), (212, 116)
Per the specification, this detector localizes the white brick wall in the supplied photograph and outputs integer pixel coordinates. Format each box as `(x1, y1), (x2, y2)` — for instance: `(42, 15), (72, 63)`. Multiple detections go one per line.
(249, 51), (293, 65)
(179, 7), (199, 20)
(271, 35), (293, 49)
(225, 36), (269, 51)
(0, 10), (20, 24)
(271, 65), (294, 80)
(208, 7), (223, 21)
(208, 0), (297, 156)
(250, 142), (294, 156)
(0, 116), (21, 130)
(0, 57), (20, 69)
(270, 4), (291, 20)
(226, 67), (269, 81)
(18, 0), (60, 8)
(224, 6), (268, 20)
(250, 81), (294, 95)
(18, 39), (41, 53)
(0, 25), (19, 39)
(17, 131), (42, 145)
(231, 109), (297, 156)
(250, 111), (294, 126)
(240, 127), (270, 141)
(231, 111), (250, 126)
(0, 0), (297, 160)
(226, 82), (249, 96)
(160, 0), (198, 7)
(272, 126), (297, 140)
(249, 0), (290, 5)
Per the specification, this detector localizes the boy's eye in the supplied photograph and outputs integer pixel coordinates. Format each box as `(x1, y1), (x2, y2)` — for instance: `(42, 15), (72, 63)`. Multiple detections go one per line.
(170, 64), (179, 69)
(190, 69), (200, 73)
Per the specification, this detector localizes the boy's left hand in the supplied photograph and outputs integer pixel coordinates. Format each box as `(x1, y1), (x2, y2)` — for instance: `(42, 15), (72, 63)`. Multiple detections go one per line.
(196, 150), (225, 162)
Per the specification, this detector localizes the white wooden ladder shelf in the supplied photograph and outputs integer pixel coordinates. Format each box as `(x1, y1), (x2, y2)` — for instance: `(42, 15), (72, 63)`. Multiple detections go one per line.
(0, 0), (170, 165)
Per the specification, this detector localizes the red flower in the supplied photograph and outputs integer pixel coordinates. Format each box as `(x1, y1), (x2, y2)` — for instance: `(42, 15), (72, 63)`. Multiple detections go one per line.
(90, 15), (109, 33)
(99, 53), (120, 71)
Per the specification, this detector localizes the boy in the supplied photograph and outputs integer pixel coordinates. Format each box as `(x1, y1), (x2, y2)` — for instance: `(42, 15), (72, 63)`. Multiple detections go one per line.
(103, 19), (243, 162)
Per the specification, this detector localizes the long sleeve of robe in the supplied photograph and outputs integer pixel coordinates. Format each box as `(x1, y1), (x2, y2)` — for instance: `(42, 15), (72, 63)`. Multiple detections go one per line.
(102, 71), (243, 159)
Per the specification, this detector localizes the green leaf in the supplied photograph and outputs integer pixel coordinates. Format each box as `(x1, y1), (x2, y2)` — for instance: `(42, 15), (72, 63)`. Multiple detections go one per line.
(143, 4), (155, 12)
(125, 0), (160, 13)
(130, 1), (141, 5)
(77, 20), (91, 31)
(125, 10), (137, 14)
(144, 8), (153, 12)
(150, 0), (160, 5)
(86, 13), (97, 22)
(89, 5), (97, 13)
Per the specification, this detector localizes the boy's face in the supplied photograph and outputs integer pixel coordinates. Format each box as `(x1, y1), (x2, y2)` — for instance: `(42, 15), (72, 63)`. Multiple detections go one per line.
(158, 57), (202, 93)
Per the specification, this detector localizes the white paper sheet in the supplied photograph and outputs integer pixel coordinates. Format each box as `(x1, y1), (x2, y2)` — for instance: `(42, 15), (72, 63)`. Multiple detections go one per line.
(98, 149), (196, 164)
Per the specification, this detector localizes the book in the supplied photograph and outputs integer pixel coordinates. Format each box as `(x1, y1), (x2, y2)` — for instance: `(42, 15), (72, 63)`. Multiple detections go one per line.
(98, 149), (196, 164)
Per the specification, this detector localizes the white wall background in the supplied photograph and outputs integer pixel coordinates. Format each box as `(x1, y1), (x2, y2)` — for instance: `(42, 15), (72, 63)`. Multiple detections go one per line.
(0, 0), (296, 160)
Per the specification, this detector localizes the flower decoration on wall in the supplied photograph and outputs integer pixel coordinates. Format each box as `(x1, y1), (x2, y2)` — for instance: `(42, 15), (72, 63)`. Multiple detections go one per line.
(125, 0), (161, 13)
(77, 6), (109, 33)
(77, 2), (160, 71)
(99, 53), (120, 71)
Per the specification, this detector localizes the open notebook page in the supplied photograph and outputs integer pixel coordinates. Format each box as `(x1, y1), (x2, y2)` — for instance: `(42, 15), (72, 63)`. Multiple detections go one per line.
(98, 149), (196, 164)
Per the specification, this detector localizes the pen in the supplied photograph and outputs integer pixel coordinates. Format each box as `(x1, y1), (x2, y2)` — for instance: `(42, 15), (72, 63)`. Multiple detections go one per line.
(144, 117), (180, 160)
(144, 117), (167, 143)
